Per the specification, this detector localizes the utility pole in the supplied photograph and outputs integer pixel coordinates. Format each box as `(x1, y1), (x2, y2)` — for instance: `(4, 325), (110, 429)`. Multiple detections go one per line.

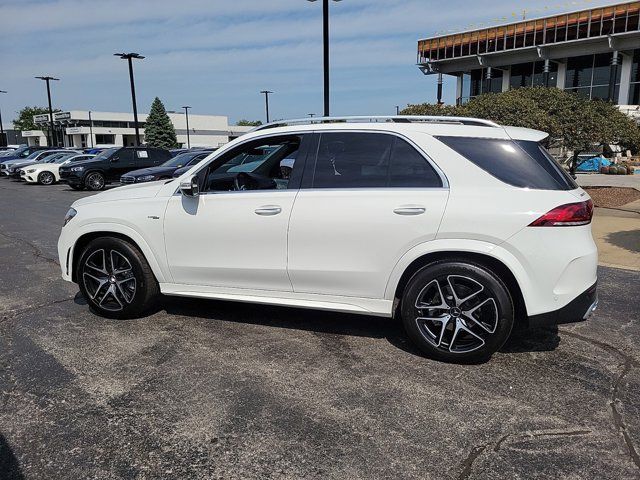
(114, 53), (145, 146)
(260, 90), (273, 123)
(88, 110), (94, 147)
(0, 90), (6, 147)
(35, 76), (59, 147)
(182, 106), (191, 148)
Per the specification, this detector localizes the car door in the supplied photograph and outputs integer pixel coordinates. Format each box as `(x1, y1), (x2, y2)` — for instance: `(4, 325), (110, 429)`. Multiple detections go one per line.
(108, 148), (135, 181)
(287, 131), (449, 299)
(163, 133), (310, 291)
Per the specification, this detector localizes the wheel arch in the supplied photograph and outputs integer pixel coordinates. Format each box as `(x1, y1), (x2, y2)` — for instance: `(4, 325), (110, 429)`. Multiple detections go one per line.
(71, 228), (167, 285)
(389, 248), (528, 326)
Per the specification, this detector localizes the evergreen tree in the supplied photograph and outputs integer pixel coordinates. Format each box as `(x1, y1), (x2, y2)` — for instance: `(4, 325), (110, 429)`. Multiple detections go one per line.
(144, 97), (178, 149)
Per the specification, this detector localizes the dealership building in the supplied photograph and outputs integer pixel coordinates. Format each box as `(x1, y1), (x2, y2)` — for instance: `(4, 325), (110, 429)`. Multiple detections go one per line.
(417, 1), (640, 118)
(22, 111), (252, 148)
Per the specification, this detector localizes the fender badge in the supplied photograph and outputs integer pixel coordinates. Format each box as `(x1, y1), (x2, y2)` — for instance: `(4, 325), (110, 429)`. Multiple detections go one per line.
(147, 215), (160, 220)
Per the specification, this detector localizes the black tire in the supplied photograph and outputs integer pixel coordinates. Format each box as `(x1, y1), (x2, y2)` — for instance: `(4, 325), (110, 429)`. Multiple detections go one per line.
(85, 171), (105, 191)
(69, 184), (85, 191)
(37, 171), (56, 185)
(401, 260), (514, 363)
(77, 237), (159, 319)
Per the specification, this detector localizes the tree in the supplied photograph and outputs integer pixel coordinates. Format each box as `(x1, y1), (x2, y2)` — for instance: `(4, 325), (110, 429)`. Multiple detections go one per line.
(12, 106), (60, 131)
(401, 86), (640, 172)
(144, 97), (178, 149)
(236, 119), (262, 126)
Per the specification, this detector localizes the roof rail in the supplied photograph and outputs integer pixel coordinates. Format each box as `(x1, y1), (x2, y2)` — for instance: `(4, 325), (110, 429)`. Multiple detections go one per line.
(253, 115), (501, 131)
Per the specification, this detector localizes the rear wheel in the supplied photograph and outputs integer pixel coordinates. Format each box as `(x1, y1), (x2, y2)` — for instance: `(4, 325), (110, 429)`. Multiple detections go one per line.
(85, 172), (105, 191)
(78, 237), (159, 319)
(401, 260), (514, 363)
(37, 171), (55, 185)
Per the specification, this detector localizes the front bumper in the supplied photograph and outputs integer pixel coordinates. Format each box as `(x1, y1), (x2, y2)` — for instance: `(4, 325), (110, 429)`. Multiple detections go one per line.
(59, 170), (83, 186)
(528, 281), (598, 328)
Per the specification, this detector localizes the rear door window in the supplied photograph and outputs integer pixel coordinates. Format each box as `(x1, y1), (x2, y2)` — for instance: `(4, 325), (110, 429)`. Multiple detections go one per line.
(436, 136), (577, 190)
(311, 132), (442, 188)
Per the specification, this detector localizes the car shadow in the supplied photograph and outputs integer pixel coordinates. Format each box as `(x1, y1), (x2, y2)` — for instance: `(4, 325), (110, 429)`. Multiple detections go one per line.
(606, 229), (640, 254)
(0, 432), (24, 480)
(158, 296), (561, 362)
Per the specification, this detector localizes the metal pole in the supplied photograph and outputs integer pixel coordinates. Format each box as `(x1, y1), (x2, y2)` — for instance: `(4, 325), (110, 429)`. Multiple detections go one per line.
(395, 106), (399, 115)
(437, 73), (444, 104)
(322, 0), (330, 116)
(127, 57), (141, 146)
(45, 80), (55, 146)
(183, 106), (191, 148)
(0, 90), (6, 148)
(89, 110), (94, 147)
(260, 91), (273, 123)
(608, 52), (619, 103)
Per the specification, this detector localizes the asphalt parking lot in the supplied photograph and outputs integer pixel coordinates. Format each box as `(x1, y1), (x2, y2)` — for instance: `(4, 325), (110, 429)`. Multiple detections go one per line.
(0, 179), (638, 479)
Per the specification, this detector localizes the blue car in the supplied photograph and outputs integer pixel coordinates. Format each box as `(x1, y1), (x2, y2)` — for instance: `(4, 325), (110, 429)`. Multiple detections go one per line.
(120, 150), (214, 184)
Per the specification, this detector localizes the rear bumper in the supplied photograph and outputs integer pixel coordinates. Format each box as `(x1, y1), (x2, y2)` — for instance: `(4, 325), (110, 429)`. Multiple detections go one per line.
(528, 281), (598, 328)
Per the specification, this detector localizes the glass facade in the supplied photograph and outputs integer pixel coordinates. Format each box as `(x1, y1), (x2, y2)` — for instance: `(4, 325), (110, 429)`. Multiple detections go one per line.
(510, 61), (558, 89)
(630, 49), (640, 104)
(565, 53), (621, 100)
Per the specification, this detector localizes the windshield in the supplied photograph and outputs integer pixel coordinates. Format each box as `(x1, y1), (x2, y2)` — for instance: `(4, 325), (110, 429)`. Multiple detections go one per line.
(51, 154), (76, 163)
(92, 147), (119, 161)
(23, 151), (44, 160)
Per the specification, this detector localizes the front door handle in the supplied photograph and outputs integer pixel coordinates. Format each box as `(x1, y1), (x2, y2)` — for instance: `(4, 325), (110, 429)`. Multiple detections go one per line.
(255, 205), (282, 216)
(393, 206), (426, 216)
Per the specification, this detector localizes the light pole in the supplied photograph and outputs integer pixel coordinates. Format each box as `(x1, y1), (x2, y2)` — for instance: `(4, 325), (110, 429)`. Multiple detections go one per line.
(0, 90), (6, 147)
(260, 90), (273, 123)
(308, 113), (316, 117)
(114, 52), (144, 146)
(307, 0), (341, 117)
(182, 106), (191, 148)
(35, 76), (59, 147)
(395, 105), (400, 115)
(88, 110), (94, 148)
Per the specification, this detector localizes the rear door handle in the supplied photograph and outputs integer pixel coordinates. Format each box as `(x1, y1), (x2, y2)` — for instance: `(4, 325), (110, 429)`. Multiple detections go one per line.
(255, 205), (282, 216)
(393, 206), (426, 216)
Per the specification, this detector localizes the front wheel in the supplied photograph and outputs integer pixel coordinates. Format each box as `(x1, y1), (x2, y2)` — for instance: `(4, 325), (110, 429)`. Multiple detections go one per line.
(401, 261), (514, 363)
(38, 171), (55, 185)
(78, 237), (159, 319)
(85, 172), (105, 191)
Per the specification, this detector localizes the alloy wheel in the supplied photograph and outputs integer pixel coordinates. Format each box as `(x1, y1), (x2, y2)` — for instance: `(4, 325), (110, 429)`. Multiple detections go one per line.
(86, 173), (104, 190)
(414, 275), (499, 354)
(82, 249), (136, 311)
(39, 172), (54, 185)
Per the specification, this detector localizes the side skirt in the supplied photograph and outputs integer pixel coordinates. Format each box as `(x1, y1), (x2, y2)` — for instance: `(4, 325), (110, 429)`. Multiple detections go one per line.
(159, 283), (394, 317)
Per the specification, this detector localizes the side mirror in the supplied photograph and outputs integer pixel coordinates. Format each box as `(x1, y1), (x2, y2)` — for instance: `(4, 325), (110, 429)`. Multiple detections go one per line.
(180, 175), (200, 197)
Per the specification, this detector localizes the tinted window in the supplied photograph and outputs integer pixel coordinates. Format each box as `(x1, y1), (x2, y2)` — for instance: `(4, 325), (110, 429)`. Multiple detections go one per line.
(389, 137), (442, 187)
(312, 133), (441, 188)
(436, 136), (576, 190)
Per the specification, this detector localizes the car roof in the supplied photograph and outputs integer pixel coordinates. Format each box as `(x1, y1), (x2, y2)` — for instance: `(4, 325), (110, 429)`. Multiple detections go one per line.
(249, 116), (548, 142)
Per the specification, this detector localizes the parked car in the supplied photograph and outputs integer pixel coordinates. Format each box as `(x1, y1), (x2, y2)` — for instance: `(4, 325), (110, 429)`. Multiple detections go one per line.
(0, 146), (52, 165)
(57, 116), (598, 363)
(3, 149), (76, 177)
(21, 154), (96, 185)
(121, 150), (214, 184)
(59, 146), (171, 191)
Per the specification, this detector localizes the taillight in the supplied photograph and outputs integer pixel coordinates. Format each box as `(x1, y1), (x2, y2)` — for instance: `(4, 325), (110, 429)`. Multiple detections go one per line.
(529, 200), (593, 227)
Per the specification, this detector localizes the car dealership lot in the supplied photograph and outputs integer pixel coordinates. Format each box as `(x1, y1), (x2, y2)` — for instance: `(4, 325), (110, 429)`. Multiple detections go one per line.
(0, 180), (638, 479)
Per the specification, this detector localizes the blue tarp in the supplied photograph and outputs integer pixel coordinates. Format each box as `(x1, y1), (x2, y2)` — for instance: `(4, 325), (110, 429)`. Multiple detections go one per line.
(577, 156), (611, 172)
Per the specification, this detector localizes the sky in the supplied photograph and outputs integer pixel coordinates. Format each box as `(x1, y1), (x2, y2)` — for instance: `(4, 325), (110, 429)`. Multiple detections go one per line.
(0, 0), (624, 126)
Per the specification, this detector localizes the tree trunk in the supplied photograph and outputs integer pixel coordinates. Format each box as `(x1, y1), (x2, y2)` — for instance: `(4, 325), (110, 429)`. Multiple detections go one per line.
(569, 151), (581, 175)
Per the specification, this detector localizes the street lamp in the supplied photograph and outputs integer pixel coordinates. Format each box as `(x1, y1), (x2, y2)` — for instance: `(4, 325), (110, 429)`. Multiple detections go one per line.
(114, 52), (145, 146)
(308, 113), (316, 117)
(182, 106), (191, 148)
(395, 105), (400, 115)
(0, 90), (6, 147)
(35, 76), (60, 147)
(260, 90), (273, 123)
(307, 0), (341, 117)
(88, 110), (94, 148)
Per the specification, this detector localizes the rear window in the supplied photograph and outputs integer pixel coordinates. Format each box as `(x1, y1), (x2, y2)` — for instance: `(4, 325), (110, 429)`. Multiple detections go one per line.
(436, 136), (577, 190)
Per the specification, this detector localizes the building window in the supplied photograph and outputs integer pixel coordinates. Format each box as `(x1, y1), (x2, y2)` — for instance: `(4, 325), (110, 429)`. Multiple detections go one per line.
(565, 53), (621, 101)
(95, 134), (115, 145)
(510, 61), (558, 89)
(630, 49), (640, 105)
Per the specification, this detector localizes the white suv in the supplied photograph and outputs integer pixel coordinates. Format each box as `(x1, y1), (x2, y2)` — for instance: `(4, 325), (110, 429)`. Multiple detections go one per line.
(58, 116), (598, 362)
